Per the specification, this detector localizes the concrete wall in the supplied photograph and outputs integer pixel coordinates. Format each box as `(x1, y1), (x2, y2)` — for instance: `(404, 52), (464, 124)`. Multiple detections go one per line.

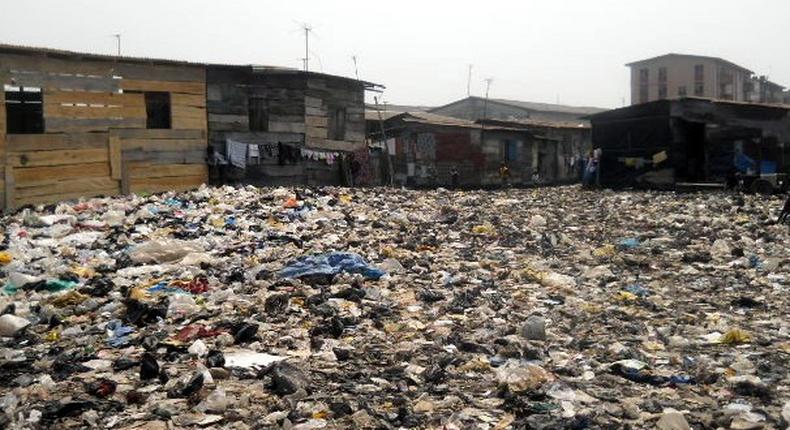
(630, 57), (752, 104)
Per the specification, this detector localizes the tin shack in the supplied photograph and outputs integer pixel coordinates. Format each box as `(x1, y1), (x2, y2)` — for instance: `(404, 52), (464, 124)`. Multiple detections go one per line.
(478, 118), (591, 183)
(376, 112), (550, 187)
(588, 98), (790, 189)
(0, 44), (208, 210)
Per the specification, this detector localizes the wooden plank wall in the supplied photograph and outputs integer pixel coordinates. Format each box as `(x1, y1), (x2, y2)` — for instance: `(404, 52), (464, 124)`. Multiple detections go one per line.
(0, 51), (208, 210)
(206, 68), (308, 184)
(206, 68), (365, 186)
(303, 76), (366, 152)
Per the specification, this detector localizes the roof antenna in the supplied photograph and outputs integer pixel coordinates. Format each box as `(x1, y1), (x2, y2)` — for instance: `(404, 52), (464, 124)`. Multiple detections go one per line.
(300, 23), (314, 72)
(113, 33), (121, 56)
(467, 64), (473, 97)
(352, 55), (360, 80)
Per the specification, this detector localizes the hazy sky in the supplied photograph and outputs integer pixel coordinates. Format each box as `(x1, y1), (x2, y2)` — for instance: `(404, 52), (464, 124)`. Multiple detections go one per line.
(1, 0), (788, 108)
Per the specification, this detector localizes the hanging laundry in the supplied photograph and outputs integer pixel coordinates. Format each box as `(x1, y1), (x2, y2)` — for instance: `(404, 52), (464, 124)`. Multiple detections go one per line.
(227, 139), (248, 169)
(248, 144), (260, 161)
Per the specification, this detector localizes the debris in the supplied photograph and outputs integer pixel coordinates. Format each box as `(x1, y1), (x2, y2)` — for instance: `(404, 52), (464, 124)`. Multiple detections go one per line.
(0, 314), (30, 337)
(0, 186), (786, 428)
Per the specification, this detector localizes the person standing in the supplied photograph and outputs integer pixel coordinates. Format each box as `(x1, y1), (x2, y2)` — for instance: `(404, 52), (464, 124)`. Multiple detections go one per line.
(450, 166), (460, 189)
(499, 162), (511, 188)
(583, 151), (598, 188)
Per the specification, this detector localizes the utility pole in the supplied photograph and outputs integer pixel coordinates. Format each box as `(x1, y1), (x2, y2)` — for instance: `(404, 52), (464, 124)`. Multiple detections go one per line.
(374, 96), (394, 186)
(113, 34), (121, 56)
(467, 64), (473, 97)
(302, 24), (312, 72)
(352, 56), (360, 80)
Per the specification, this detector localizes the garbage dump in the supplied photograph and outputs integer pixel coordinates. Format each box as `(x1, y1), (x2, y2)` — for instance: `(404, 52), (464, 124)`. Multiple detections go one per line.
(0, 185), (788, 429)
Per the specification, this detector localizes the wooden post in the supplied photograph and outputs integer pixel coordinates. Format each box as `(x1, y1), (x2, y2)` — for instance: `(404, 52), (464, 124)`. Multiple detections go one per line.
(5, 166), (14, 212)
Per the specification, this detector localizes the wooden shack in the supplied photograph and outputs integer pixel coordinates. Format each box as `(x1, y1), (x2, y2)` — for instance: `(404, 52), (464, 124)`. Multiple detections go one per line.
(479, 118), (592, 183)
(0, 44), (208, 211)
(207, 66), (376, 186)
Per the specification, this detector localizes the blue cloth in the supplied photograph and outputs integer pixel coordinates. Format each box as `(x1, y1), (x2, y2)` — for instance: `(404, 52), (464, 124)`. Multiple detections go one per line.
(280, 252), (386, 280)
(735, 153), (777, 174)
(106, 320), (134, 347)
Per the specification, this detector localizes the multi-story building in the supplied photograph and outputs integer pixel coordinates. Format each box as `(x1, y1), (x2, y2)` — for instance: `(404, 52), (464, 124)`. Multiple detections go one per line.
(627, 54), (754, 105)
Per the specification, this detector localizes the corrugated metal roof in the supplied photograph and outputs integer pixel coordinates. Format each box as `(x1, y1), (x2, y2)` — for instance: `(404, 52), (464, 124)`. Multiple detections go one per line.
(388, 112), (530, 132)
(431, 96), (606, 116)
(586, 97), (790, 121)
(487, 98), (606, 115)
(479, 118), (590, 130)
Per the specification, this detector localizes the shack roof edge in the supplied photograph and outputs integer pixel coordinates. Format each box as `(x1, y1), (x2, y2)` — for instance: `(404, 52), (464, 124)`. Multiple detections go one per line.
(0, 42), (383, 88)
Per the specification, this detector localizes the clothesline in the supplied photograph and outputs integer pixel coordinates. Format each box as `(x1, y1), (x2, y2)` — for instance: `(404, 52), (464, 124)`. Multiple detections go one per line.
(224, 139), (344, 169)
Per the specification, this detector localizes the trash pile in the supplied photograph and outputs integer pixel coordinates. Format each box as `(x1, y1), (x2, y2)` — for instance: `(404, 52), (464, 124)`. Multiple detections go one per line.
(0, 185), (788, 429)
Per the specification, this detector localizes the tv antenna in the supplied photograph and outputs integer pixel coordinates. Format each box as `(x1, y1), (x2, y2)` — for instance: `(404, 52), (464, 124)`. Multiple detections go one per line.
(352, 55), (360, 80)
(300, 23), (314, 72)
(467, 64), (473, 97)
(112, 33), (121, 56)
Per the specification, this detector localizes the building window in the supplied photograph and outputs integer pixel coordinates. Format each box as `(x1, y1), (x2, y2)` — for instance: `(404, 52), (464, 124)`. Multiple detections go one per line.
(658, 85), (668, 99)
(248, 97), (268, 132)
(658, 67), (667, 84)
(678, 86), (687, 97)
(694, 83), (705, 96)
(328, 107), (346, 140)
(4, 85), (44, 134)
(694, 64), (704, 82)
(143, 92), (171, 129)
(639, 68), (649, 83)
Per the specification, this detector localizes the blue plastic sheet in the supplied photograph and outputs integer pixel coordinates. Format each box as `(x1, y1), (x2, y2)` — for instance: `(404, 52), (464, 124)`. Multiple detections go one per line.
(106, 320), (134, 347)
(279, 252), (386, 280)
(618, 238), (640, 250)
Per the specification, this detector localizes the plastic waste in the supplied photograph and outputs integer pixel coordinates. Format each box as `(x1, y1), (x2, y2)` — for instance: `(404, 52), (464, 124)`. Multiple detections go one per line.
(223, 351), (285, 369)
(279, 252), (386, 280)
(106, 320), (134, 347)
(0, 314), (30, 337)
(128, 239), (204, 264)
(188, 339), (209, 358)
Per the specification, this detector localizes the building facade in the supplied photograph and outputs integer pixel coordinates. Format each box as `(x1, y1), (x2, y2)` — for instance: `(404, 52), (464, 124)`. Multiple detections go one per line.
(207, 66), (374, 186)
(589, 98), (790, 189)
(628, 54), (754, 105)
(0, 44), (208, 211)
(377, 112), (566, 188)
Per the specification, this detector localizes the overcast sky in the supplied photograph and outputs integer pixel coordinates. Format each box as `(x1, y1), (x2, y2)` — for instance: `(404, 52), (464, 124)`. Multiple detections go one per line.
(1, 0), (788, 108)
